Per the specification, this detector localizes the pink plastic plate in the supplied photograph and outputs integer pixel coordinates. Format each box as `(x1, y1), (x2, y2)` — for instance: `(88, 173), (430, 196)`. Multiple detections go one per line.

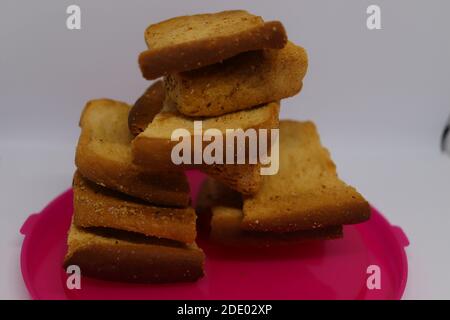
(20, 171), (409, 300)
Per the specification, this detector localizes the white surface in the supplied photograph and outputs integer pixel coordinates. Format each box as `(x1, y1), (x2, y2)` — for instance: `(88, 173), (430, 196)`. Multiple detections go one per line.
(1, 0), (450, 299)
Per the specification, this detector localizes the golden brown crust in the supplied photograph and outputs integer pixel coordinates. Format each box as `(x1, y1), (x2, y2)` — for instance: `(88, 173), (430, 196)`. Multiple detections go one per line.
(139, 10), (287, 79)
(128, 81), (165, 136)
(131, 99), (280, 195)
(64, 223), (204, 283)
(196, 178), (343, 247)
(242, 120), (371, 232)
(73, 171), (197, 243)
(75, 99), (190, 207)
(211, 208), (343, 247)
(165, 42), (308, 117)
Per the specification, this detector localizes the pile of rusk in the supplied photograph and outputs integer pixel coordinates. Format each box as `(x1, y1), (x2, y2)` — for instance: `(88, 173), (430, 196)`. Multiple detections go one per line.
(64, 10), (370, 283)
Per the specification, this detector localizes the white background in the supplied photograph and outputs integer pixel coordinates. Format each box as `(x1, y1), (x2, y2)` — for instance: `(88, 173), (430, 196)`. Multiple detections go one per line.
(1, 0), (450, 299)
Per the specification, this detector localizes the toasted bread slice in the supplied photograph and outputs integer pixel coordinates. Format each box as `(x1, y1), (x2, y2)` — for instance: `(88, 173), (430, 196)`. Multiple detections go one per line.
(242, 120), (371, 232)
(139, 10), (287, 80)
(75, 99), (190, 207)
(132, 98), (280, 194)
(196, 178), (342, 247)
(129, 80), (165, 136)
(64, 222), (204, 283)
(166, 42), (308, 117)
(73, 171), (197, 243)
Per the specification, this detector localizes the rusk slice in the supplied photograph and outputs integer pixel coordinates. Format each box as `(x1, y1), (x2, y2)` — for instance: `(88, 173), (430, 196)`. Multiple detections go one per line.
(132, 98), (280, 194)
(196, 178), (343, 247)
(73, 171), (197, 243)
(139, 10), (287, 79)
(242, 120), (371, 232)
(75, 99), (190, 207)
(132, 98), (279, 167)
(64, 222), (204, 283)
(165, 42), (308, 117)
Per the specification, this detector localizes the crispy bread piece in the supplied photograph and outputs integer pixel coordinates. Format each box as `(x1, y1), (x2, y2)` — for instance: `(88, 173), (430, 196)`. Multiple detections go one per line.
(75, 99), (190, 207)
(165, 42), (308, 117)
(196, 178), (342, 247)
(132, 99), (280, 194)
(139, 10), (287, 79)
(73, 171), (197, 243)
(242, 120), (371, 232)
(64, 222), (204, 283)
(128, 80), (165, 136)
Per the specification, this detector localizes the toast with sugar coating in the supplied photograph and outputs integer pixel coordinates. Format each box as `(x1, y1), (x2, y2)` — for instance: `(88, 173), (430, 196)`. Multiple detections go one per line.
(132, 98), (280, 194)
(165, 42), (308, 117)
(64, 222), (204, 283)
(196, 178), (343, 247)
(75, 99), (190, 207)
(139, 10), (287, 79)
(73, 171), (197, 243)
(242, 120), (371, 232)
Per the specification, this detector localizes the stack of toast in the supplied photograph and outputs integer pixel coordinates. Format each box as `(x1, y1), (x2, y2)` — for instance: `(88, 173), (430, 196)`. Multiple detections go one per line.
(65, 100), (204, 283)
(64, 10), (370, 283)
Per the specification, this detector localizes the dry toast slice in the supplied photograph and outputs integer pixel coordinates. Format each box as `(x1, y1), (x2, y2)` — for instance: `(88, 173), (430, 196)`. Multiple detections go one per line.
(73, 171), (197, 243)
(64, 222), (204, 283)
(132, 98), (280, 194)
(165, 41), (308, 117)
(242, 120), (371, 232)
(196, 178), (343, 247)
(75, 99), (190, 207)
(139, 10), (287, 79)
